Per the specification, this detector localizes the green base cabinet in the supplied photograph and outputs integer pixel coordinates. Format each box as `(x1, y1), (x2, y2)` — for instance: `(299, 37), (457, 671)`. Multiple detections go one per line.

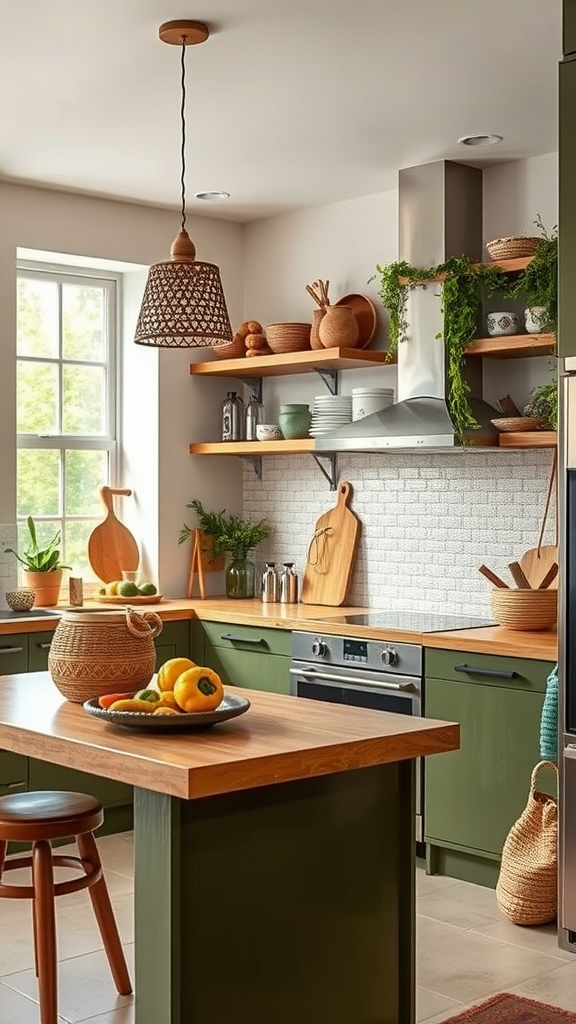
(153, 620), (190, 669)
(198, 621), (291, 694)
(424, 649), (555, 887)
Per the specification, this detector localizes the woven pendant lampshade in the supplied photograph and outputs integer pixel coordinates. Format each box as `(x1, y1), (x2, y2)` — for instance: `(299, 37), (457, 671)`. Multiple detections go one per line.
(134, 20), (233, 349)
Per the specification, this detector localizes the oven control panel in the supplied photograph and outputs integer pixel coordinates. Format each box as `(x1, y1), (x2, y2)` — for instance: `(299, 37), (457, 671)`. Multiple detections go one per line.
(291, 631), (422, 676)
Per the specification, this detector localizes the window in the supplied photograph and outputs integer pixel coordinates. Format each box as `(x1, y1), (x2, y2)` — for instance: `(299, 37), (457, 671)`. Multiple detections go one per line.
(16, 263), (119, 580)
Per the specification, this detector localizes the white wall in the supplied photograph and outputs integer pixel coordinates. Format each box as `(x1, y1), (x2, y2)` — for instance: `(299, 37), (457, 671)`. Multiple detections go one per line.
(0, 182), (245, 599)
(241, 156), (559, 616)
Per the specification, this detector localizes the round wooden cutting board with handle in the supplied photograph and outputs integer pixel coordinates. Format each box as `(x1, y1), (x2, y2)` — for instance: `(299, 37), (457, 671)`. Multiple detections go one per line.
(88, 487), (140, 583)
(301, 481), (361, 606)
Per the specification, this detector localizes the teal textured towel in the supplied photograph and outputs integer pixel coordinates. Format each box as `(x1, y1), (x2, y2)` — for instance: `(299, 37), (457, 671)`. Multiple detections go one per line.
(540, 663), (558, 762)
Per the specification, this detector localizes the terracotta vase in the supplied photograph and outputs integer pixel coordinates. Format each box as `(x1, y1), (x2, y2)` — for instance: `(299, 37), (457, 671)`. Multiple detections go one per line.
(310, 308), (326, 350)
(23, 569), (63, 608)
(318, 305), (359, 349)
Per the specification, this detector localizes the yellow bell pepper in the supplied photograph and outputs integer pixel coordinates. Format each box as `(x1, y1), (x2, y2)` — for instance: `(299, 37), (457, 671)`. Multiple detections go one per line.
(173, 667), (224, 713)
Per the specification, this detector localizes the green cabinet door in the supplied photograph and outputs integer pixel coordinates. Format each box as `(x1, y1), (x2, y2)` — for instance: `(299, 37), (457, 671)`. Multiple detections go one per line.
(565, 0), (576, 55)
(200, 622), (291, 694)
(425, 676), (546, 858)
(28, 630), (55, 671)
(560, 56), (576, 356)
(154, 620), (190, 670)
(0, 633), (28, 674)
(28, 758), (133, 810)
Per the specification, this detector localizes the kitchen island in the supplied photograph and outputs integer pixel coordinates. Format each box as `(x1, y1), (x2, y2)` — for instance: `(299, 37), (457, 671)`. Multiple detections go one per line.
(0, 672), (458, 1024)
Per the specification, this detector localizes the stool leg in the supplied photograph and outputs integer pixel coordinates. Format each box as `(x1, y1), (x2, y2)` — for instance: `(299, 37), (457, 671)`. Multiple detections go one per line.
(77, 831), (132, 995)
(32, 840), (58, 1024)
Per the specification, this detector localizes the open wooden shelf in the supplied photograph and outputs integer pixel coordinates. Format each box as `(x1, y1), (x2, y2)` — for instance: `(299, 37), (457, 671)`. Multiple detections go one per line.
(398, 255), (533, 287)
(497, 431), (557, 449)
(189, 439), (319, 456)
(465, 334), (556, 359)
(189, 347), (393, 379)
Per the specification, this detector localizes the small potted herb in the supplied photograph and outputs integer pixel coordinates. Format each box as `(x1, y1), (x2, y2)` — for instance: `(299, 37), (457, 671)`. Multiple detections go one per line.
(179, 499), (270, 599)
(523, 380), (558, 430)
(3, 516), (71, 607)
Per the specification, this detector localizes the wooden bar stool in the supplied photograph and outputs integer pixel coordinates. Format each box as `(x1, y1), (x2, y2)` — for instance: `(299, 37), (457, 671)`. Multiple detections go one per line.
(0, 790), (132, 1024)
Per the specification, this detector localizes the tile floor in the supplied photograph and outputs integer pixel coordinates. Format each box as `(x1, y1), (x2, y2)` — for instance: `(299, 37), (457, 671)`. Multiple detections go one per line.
(1, 833), (576, 1023)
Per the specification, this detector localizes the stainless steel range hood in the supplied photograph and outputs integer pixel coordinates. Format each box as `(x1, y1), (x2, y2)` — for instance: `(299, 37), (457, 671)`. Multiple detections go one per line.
(315, 160), (499, 452)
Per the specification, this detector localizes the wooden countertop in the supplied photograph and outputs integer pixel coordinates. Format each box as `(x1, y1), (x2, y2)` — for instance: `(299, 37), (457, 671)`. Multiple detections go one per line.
(0, 672), (459, 801)
(0, 598), (557, 660)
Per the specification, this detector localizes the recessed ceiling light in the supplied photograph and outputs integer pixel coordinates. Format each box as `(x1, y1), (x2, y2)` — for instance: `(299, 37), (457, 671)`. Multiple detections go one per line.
(195, 191), (231, 202)
(458, 134), (504, 147)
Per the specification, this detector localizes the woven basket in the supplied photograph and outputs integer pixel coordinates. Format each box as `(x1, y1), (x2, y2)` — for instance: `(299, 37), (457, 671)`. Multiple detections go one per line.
(486, 236), (541, 261)
(490, 587), (557, 631)
(265, 323), (311, 354)
(212, 334), (247, 360)
(48, 608), (163, 703)
(496, 761), (558, 926)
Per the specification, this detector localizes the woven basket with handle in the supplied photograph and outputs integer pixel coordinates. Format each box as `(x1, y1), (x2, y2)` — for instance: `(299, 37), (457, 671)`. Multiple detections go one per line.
(496, 760), (558, 926)
(48, 608), (164, 703)
(486, 236), (541, 260)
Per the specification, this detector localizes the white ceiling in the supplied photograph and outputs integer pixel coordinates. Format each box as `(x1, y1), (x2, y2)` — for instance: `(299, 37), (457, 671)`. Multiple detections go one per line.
(0, 0), (561, 223)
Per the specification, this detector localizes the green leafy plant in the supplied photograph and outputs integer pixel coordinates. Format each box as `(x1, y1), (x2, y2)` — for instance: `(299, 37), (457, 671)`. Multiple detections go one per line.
(3, 516), (71, 572)
(370, 255), (509, 441)
(179, 499), (270, 559)
(511, 215), (558, 333)
(524, 378), (558, 430)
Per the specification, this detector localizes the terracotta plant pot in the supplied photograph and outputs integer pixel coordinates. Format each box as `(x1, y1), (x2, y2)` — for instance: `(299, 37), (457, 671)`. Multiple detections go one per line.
(23, 569), (63, 608)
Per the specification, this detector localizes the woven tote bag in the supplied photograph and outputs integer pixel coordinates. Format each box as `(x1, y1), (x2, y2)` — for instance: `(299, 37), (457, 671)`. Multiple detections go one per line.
(496, 761), (558, 926)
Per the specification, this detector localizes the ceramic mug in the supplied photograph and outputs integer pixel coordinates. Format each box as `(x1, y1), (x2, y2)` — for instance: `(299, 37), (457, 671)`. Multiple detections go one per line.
(486, 311), (521, 337)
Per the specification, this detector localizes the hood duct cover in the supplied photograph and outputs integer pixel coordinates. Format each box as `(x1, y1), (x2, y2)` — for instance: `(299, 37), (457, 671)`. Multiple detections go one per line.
(315, 160), (499, 452)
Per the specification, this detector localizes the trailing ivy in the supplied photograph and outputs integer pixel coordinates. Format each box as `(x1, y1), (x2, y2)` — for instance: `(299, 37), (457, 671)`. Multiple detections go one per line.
(511, 215), (558, 334)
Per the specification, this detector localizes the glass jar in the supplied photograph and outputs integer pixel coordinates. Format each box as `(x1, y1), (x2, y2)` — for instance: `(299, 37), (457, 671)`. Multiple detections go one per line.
(225, 553), (255, 599)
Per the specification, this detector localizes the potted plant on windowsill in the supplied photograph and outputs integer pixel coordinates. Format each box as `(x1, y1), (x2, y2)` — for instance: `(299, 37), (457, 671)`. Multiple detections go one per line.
(3, 516), (71, 607)
(179, 499), (270, 599)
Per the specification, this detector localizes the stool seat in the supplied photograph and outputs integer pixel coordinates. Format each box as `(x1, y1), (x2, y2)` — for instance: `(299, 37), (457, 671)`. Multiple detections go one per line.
(0, 790), (131, 1023)
(0, 790), (101, 823)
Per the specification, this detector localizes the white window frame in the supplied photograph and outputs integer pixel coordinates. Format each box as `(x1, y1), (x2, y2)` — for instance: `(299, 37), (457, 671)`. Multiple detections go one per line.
(15, 260), (121, 564)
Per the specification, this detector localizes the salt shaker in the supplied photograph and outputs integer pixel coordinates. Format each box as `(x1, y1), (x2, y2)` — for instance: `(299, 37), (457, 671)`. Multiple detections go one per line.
(261, 563), (279, 603)
(279, 563), (299, 604)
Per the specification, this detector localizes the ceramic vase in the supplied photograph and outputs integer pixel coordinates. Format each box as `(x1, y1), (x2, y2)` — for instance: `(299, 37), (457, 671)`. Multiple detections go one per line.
(318, 305), (359, 349)
(310, 308), (326, 350)
(278, 404), (312, 439)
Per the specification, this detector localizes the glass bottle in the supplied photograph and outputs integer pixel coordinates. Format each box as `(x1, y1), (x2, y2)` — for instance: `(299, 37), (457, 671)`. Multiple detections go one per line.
(225, 552), (255, 599)
(245, 396), (264, 440)
(222, 391), (244, 441)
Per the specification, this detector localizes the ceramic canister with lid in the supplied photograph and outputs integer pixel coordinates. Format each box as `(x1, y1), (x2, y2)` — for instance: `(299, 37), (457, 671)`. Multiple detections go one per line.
(48, 607), (164, 703)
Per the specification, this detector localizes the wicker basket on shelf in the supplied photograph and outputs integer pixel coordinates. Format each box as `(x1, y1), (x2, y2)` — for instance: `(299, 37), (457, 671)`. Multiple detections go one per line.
(490, 588), (557, 631)
(265, 322), (311, 354)
(486, 236), (541, 261)
(212, 334), (247, 360)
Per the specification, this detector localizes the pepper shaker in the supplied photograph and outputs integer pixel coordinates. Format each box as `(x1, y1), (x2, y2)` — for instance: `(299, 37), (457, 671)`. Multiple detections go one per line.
(261, 562), (279, 603)
(279, 563), (299, 604)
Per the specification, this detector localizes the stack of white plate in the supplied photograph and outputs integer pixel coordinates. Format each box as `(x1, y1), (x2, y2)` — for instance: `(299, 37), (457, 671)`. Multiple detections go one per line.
(309, 395), (353, 436)
(351, 387), (394, 421)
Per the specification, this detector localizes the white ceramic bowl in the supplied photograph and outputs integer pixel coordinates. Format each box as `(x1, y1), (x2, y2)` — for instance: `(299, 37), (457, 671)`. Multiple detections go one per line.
(486, 312), (521, 337)
(256, 424), (283, 441)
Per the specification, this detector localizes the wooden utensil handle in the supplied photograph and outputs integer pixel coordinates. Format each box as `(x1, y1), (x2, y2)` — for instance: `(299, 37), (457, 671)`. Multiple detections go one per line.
(99, 486), (132, 513)
(538, 562), (559, 589)
(508, 561), (532, 589)
(478, 564), (509, 589)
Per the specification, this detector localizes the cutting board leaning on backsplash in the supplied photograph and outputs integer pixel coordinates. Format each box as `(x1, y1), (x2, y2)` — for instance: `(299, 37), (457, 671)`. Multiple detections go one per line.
(301, 481), (361, 606)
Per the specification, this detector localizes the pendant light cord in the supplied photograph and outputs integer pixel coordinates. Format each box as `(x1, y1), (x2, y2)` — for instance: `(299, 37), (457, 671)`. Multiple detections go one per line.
(180, 40), (187, 233)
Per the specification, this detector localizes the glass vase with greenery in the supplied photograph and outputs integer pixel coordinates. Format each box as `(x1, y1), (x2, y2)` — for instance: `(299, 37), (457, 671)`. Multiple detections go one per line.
(179, 499), (271, 599)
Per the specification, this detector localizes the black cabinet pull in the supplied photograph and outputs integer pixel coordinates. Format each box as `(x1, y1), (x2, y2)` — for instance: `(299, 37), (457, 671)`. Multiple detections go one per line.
(0, 646), (24, 655)
(219, 633), (266, 646)
(454, 663), (517, 679)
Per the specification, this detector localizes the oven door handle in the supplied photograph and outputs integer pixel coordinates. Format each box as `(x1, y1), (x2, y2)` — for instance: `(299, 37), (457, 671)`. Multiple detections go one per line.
(289, 667), (416, 692)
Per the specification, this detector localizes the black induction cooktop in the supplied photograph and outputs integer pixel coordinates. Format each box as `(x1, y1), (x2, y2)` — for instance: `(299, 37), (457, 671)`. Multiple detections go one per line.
(315, 611), (496, 633)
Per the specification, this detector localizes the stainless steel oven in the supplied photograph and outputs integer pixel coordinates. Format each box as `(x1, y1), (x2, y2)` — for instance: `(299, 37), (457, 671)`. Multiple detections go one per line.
(290, 631), (424, 841)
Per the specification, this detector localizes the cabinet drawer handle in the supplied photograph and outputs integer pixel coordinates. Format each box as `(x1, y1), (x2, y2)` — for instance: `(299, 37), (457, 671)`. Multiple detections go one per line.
(0, 646), (25, 655)
(453, 663), (517, 679)
(219, 633), (266, 646)
(6, 781), (26, 790)
(37, 643), (52, 650)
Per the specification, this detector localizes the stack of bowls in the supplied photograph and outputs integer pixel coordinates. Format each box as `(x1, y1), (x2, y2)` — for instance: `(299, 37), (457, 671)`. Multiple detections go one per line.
(309, 395), (352, 437)
(351, 388), (394, 421)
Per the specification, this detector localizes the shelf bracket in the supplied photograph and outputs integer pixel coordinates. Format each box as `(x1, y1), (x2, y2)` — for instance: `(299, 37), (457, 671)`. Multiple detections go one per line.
(311, 452), (338, 490)
(241, 454), (262, 481)
(242, 377), (263, 403)
(314, 368), (338, 395)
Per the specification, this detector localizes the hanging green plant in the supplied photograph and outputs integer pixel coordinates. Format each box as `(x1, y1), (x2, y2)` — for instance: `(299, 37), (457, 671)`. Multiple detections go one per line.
(510, 215), (558, 333)
(370, 256), (509, 442)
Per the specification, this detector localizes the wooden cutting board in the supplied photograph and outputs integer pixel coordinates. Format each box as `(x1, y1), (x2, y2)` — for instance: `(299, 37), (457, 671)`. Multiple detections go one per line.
(301, 481), (361, 606)
(88, 487), (140, 583)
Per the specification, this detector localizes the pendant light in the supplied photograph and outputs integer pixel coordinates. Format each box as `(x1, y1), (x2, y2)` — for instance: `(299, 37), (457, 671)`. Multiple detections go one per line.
(134, 20), (232, 348)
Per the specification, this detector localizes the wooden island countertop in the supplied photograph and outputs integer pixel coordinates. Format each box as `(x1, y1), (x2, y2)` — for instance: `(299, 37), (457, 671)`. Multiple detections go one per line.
(0, 671), (458, 800)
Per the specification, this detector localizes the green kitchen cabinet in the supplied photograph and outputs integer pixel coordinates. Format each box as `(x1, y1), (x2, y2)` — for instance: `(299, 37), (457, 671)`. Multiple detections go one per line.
(154, 620), (190, 669)
(424, 649), (555, 887)
(0, 633), (28, 675)
(560, 54), (576, 356)
(28, 630), (55, 671)
(0, 752), (28, 795)
(199, 621), (291, 694)
(565, 0), (576, 56)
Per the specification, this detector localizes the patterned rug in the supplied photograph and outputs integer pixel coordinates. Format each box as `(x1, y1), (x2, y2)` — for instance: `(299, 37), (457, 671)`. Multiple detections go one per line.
(442, 993), (576, 1023)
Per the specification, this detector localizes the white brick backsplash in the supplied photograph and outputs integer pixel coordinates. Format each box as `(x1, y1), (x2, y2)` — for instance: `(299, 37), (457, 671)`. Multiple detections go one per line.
(243, 451), (556, 617)
(0, 523), (18, 607)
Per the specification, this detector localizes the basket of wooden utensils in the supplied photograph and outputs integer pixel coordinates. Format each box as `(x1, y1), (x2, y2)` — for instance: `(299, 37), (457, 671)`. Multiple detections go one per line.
(306, 280), (330, 349)
(478, 562), (558, 631)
